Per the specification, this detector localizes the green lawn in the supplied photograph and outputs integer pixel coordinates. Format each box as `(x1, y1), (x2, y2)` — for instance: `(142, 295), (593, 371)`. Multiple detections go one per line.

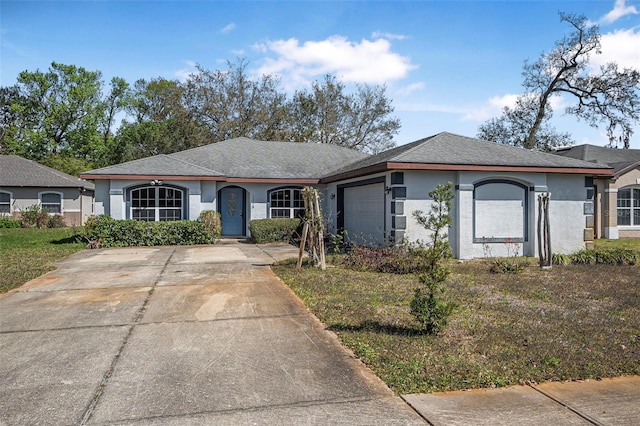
(594, 238), (640, 251)
(0, 227), (86, 293)
(273, 255), (640, 394)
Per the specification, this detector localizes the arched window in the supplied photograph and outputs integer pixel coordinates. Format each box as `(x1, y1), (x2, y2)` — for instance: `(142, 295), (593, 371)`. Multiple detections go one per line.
(473, 180), (528, 242)
(617, 187), (640, 226)
(40, 192), (62, 214)
(269, 187), (304, 218)
(129, 186), (184, 221)
(0, 191), (11, 214)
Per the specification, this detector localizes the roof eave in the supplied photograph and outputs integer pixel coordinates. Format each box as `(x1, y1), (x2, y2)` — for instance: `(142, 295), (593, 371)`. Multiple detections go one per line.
(79, 174), (225, 181)
(613, 160), (640, 178)
(321, 162), (614, 183)
(226, 177), (319, 184)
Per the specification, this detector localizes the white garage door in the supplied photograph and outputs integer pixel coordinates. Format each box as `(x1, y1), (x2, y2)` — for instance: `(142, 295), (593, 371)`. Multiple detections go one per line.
(343, 183), (385, 245)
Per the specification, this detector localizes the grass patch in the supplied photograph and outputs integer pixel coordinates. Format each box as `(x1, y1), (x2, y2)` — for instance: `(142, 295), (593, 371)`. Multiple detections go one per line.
(273, 258), (640, 394)
(594, 238), (640, 252)
(0, 227), (85, 293)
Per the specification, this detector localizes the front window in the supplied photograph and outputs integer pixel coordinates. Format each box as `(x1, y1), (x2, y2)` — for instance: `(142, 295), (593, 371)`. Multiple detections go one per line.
(40, 193), (62, 214)
(269, 188), (304, 218)
(0, 192), (10, 214)
(617, 187), (640, 226)
(130, 186), (183, 221)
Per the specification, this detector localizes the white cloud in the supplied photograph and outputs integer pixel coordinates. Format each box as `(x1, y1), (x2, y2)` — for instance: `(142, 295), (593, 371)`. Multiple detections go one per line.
(221, 23), (236, 34)
(174, 60), (198, 82)
(462, 93), (565, 121)
(394, 82), (425, 96)
(254, 35), (415, 86)
(371, 31), (407, 41)
(597, 0), (638, 25)
(589, 28), (640, 70)
(463, 94), (519, 121)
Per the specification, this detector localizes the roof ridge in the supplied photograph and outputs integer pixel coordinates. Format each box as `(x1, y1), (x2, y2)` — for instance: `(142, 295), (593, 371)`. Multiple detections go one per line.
(167, 153), (225, 175)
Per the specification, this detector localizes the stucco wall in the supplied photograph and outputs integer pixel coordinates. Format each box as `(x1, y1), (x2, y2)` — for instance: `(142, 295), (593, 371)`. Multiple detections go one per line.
(546, 174), (590, 254)
(1, 186), (93, 225)
(95, 179), (326, 237)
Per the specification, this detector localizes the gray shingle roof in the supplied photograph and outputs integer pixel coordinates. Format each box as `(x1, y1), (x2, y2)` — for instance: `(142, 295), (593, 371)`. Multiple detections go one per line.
(82, 154), (223, 177)
(171, 138), (369, 179)
(0, 155), (95, 190)
(325, 132), (612, 178)
(83, 138), (370, 180)
(554, 144), (640, 174)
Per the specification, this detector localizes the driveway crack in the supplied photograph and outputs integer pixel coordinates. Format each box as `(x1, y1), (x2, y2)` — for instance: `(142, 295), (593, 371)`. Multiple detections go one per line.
(78, 247), (176, 425)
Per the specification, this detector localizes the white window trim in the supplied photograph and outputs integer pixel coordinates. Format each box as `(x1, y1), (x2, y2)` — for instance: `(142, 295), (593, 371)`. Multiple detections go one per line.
(0, 190), (12, 215)
(129, 186), (184, 222)
(38, 191), (63, 215)
(268, 187), (304, 219)
(617, 186), (640, 228)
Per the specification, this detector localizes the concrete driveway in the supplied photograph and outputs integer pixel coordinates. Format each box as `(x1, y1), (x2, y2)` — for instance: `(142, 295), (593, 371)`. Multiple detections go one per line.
(0, 241), (423, 425)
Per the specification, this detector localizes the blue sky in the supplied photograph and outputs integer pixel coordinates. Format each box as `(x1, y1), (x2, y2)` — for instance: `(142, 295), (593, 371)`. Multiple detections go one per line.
(2, 0), (639, 149)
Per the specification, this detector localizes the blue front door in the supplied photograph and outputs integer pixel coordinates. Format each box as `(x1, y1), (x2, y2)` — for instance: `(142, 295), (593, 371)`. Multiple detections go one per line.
(220, 187), (245, 236)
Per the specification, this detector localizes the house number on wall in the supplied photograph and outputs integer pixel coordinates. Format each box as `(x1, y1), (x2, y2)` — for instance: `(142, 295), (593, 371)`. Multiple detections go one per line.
(227, 193), (237, 216)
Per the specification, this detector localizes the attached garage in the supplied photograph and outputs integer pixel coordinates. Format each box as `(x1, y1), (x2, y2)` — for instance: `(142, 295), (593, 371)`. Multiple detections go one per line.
(339, 178), (386, 245)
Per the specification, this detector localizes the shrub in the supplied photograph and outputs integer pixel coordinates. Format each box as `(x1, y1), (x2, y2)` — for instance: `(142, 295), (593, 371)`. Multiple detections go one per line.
(84, 215), (214, 248)
(570, 249), (597, 265)
(551, 253), (571, 266)
(0, 218), (21, 228)
(410, 267), (457, 334)
(20, 205), (49, 228)
(198, 210), (222, 241)
(410, 182), (456, 332)
(342, 243), (432, 274)
(48, 214), (66, 228)
(552, 248), (638, 266)
(249, 218), (301, 243)
(490, 258), (529, 274)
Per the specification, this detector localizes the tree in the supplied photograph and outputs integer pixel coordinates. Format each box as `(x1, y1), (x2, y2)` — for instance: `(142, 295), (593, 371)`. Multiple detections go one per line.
(288, 75), (399, 154)
(100, 77), (130, 148)
(112, 77), (209, 163)
(9, 62), (106, 162)
(478, 13), (640, 150)
(0, 85), (26, 155)
(183, 58), (289, 142)
(410, 183), (456, 333)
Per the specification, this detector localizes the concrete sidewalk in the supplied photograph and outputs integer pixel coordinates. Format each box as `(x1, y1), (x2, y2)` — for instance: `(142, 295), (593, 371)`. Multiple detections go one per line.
(1, 241), (638, 425)
(404, 376), (640, 425)
(0, 242), (422, 425)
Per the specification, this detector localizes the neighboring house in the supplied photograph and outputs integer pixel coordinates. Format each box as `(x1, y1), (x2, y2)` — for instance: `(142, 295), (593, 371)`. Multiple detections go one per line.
(81, 133), (612, 258)
(0, 155), (95, 225)
(554, 144), (640, 239)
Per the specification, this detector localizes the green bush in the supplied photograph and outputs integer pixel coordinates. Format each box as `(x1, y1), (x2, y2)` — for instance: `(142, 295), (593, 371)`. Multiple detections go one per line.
(198, 210), (222, 241)
(571, 248), (638, 266)
(48, 214), (66, 228)
(410, 268), (457, 334)
(249, 218), (301, 243)
(551, 253), (571, 266)
(84, 215), (215, 248)
(0, 218), (21, 228)
(20, 205), (50, 228)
